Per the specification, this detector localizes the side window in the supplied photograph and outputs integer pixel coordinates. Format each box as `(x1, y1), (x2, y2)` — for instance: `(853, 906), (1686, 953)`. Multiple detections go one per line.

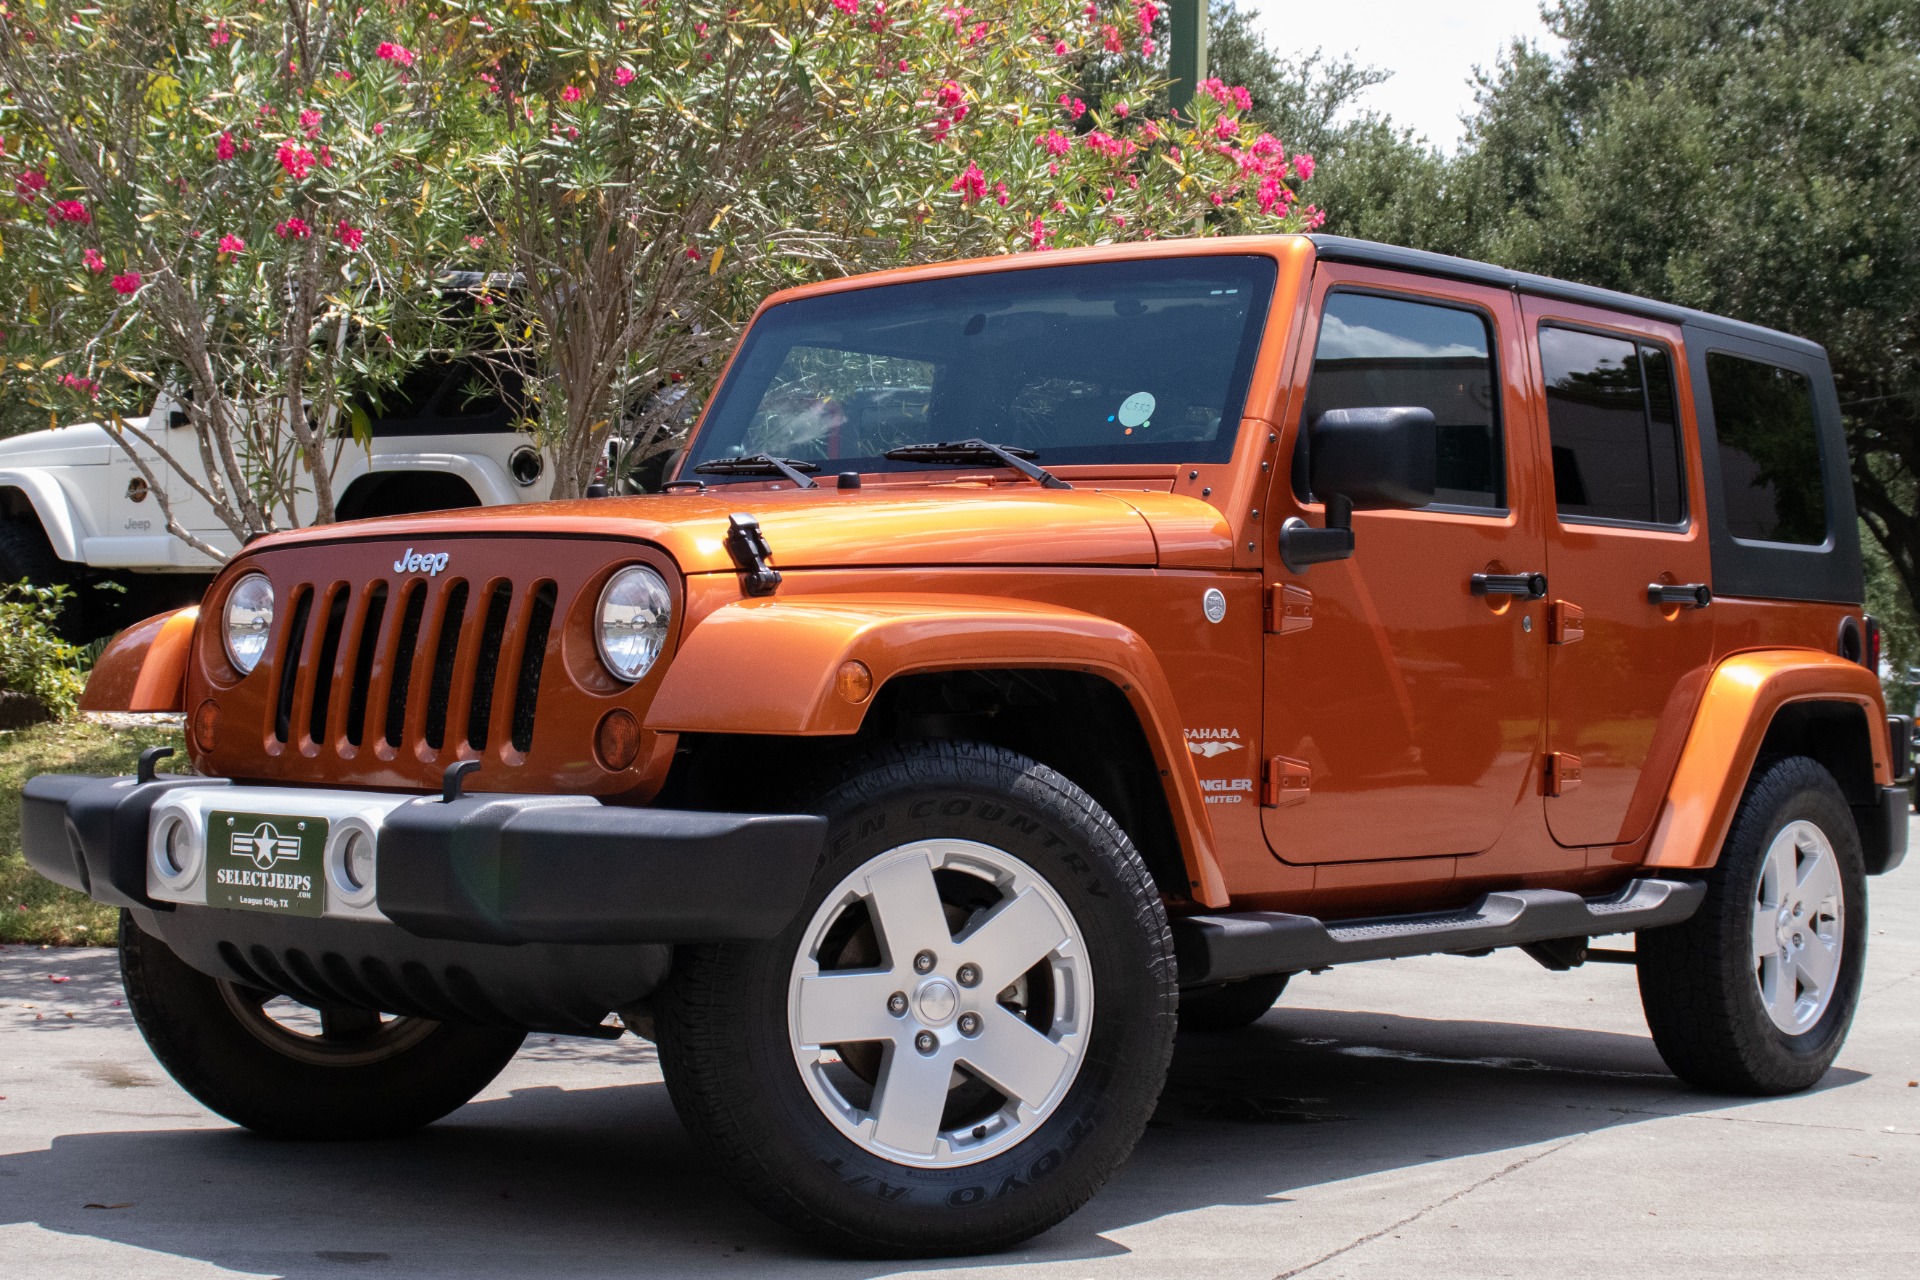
(1705, 353), (1827, 545)
(1300, 292), (1503, 509)
(1539, 326), (1686, 526)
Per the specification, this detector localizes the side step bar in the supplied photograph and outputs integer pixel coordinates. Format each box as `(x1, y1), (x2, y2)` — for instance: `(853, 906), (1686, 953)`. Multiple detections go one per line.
(1173, 877), (1705, 986)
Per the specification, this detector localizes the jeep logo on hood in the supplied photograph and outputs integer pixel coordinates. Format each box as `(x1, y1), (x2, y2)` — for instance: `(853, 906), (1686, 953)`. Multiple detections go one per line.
(394, 547), (450, 577)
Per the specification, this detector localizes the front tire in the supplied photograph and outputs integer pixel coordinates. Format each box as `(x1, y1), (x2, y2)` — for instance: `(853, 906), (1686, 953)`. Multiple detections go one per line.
(1636, 756), (1867, 1094)
(120, 910), (526, 1138)
(658, 741), (1177, 1257)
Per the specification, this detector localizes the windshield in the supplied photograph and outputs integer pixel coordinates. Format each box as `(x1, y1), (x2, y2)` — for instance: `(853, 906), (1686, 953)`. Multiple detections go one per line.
(685, 256), (1277, 477)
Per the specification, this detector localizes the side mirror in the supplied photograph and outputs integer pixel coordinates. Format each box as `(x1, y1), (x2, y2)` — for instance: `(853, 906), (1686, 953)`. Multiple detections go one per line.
(1280, 406), (1437, 572)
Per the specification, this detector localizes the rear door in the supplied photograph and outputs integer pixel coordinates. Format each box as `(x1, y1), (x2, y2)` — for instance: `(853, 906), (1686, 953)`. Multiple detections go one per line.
(1522, 297), (1715, 848)
(1261, 267), (1547, 864)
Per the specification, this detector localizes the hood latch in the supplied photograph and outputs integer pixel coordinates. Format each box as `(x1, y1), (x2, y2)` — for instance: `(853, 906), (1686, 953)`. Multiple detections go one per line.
(725, 513), (782, 597)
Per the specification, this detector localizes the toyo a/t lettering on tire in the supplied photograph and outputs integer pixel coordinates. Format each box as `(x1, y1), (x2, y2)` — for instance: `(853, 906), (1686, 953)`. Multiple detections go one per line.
(656, 740), (1176, 1257)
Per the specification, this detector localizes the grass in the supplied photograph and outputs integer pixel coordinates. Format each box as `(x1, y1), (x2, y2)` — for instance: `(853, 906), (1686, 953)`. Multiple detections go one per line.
(1, 718), (184, 945)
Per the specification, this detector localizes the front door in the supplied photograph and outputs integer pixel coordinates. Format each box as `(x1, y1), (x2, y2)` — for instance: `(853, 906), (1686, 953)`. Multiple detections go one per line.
(1262, 268), (1547, 864)
(1522, 298), (1716, 847)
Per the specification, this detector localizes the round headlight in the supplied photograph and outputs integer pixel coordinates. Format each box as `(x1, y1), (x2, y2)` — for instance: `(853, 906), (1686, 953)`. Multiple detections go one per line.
(596, 566), (672, 682)
(223, 572), (274, 674)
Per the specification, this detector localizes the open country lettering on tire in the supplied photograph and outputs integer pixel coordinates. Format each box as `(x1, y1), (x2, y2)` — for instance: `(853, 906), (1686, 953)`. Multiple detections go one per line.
(21, 236), (1912, 1256)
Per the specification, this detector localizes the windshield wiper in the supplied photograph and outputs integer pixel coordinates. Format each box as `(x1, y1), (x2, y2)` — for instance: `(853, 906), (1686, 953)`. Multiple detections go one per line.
(882, 439), (1071, 490)
(692, 454), (820, 489)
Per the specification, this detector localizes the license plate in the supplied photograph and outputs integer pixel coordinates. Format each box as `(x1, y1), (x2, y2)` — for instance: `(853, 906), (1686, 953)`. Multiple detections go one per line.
(207, 810), (328, 917)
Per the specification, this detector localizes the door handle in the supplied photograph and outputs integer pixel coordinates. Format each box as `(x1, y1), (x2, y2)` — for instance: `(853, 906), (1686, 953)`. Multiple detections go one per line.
(1471, 572), (1548, 600)
(1648, 582), (1712, 609)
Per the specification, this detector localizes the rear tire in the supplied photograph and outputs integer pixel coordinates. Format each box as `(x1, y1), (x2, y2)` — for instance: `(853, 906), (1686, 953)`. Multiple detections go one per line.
(658, 740), (1176, 1257)
(119, 910), (526, 1138)
(1178, 973), (1290, 1033)
(1636, 756), (1867, 1095)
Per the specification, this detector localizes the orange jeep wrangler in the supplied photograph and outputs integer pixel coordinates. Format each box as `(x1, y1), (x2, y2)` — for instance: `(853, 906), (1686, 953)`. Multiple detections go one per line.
(25, 235), (1914, 1256)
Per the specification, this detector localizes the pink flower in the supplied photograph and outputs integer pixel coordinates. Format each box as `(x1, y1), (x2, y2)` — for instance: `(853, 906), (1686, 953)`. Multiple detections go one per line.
(1303, 204), (1326, 230)
(1209, 190), (1225, 207)
(1113, 101), (1129, 118)
(1141, 38), (1156, 56)
(277, 142), (316, 179)
(1102, 24), (1122, 53)
(1037, 130), (1072, 157)
(832, 0), (856, 13)
(993, 182), (1009, 206)
(1292, 152), (1315, 182)
(209, 25), (231, 47)
(1136, 2), (1159, 36)
(937, 80), (964, 109)
(1213, 118), (1239, 141)
(950, 161), (987, 204)
(334, 70), (354, 83)
(696, 21), (710, 36)
(217, 234), (245, 253)
(685, 246), (701, 261)
(467, 235), (487, 250)
(1257, 175), (1284, 214)
(1029, 216), (1051, 251)
(336, 221), (364, 250)
(14, 169), (46, 200)
(275, 217), (311, 239)
(58, 372), (99, 397)
(83, 248), (106, 273)
(1052, 40), (1068, 55)
(111, 271), (141, 295)
(1231, 86), (1253, 112)
(317, 145), (333, 168)
(561, 85), (582, 103)
(614, 66), (635, 87)
(373, 123), (386, 136)
(376, 41), (415, 67)
(47, 199), (90, 225)
(300, 109), (322, 137)
(215, 131), (236, 161)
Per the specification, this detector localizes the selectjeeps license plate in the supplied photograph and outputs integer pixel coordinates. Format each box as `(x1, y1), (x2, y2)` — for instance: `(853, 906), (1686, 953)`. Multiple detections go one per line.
(206, 810), (328, 917)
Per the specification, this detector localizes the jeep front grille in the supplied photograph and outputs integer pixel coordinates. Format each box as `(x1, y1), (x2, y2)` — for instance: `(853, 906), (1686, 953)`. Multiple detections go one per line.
(270, 572), (555, 762)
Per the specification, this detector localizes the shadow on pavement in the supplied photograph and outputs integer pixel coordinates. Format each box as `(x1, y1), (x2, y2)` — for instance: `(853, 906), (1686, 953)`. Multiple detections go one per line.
(0, 949), (1869, 1277)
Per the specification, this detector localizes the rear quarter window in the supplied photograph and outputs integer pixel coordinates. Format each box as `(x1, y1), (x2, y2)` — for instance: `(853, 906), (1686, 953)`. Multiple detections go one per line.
(1704, 352), (1826, 545)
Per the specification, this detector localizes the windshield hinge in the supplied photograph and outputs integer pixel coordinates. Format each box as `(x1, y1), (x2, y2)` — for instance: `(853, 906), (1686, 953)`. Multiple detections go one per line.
(725, 513), (783, 597)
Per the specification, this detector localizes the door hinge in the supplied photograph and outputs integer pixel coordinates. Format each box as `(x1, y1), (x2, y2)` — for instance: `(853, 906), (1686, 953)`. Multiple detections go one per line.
(1545, 751), (1582, 797)
(1264, 755), (1312, 807)
(1549, 600), (1585, 645)
(1265, 583), (1313, 634)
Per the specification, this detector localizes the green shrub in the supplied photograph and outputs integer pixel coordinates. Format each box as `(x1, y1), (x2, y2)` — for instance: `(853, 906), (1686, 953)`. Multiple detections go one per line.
(0, 580), (87, 718)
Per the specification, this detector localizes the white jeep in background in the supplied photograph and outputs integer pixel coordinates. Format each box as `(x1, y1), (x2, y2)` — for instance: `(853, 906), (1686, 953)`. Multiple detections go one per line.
(0, 356), (553, 638)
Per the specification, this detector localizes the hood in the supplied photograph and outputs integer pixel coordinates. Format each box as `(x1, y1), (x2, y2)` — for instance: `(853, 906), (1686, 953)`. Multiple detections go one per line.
(0, 419), (119, 467)
(250, 482), (1237, 572)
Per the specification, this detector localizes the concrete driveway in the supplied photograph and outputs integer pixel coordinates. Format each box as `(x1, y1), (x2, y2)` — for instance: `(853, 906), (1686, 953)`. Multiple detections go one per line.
(4, 819), (1917, 1279)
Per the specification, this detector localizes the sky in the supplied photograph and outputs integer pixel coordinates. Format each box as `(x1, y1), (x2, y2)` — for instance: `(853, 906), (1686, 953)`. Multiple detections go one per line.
(1243, 0), (1561, 151)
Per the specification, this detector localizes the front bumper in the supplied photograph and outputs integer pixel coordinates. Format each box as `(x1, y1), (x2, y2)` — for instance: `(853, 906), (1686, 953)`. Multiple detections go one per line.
(23, 774), (825, 946)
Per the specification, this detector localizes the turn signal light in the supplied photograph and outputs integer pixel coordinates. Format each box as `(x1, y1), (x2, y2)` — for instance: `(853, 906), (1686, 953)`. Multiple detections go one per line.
(594, 708), (642, 772)
(835, 660), (874, 705)
(191, 699), (220, 752)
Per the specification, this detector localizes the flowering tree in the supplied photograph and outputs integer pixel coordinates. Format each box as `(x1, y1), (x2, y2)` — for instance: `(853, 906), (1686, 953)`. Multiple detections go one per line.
(1, 0), (1327, 545)
(453, 0), (1322, 497)
(0, 1), (481, 554)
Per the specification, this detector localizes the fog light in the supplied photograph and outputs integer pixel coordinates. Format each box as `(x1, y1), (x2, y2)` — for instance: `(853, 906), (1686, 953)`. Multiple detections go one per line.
(835, 660), (874, 705)
(326, 823), (379, 910)
(594, 708), (642, 771)
(150, 811), (201, 891)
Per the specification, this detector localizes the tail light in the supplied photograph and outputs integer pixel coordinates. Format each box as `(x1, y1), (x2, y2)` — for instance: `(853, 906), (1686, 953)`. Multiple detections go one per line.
(1864, 614), (1882, 671)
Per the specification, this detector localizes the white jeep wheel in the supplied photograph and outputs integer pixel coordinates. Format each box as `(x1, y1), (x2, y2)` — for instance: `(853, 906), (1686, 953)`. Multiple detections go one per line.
(788, 839), (1092, 1168)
